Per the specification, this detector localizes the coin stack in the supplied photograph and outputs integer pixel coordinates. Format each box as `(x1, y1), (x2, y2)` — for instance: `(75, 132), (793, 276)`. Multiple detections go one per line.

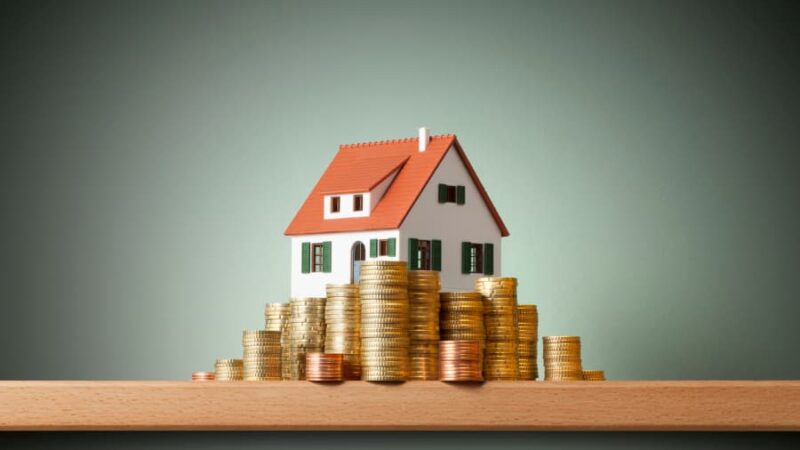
(359, 260), (409, 382)
(475, 277), (520, 380)
(517, 304), (539, 380)
(305, 353), (344, 382)
(439, 291), (485, 376)
(191, 371), (215, 381)
(242, 330), (281, 381)
(583, 369), (606, 381)
(282, 297), (326, 380)
(439, 340), (483, 381)
(543, 335), (583, 381)
(264, 302), (289, 333)
(214, 358), (244, 381)
(407, 270), (441, 380)
(324, 284), (362, 380)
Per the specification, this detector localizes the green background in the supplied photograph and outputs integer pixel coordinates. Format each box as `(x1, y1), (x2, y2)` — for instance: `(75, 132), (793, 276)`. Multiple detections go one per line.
(1, 0), (799, 448)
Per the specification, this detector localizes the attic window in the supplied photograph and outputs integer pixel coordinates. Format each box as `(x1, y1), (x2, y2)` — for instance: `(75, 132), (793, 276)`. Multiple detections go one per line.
(330, 196), (341, 213)
(438, 184), (465, 205)
(353, 195), (363, 212)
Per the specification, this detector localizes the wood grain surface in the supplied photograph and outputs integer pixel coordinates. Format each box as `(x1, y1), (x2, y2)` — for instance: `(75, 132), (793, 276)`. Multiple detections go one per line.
(1, 380), (798, 431)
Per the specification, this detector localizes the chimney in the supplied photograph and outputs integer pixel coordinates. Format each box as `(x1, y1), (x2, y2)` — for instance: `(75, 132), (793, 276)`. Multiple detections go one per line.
(418, 127), (430, 152)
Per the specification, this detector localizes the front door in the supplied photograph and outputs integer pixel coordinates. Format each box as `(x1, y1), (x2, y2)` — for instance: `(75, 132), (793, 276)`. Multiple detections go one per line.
(351, 241), (366, 283)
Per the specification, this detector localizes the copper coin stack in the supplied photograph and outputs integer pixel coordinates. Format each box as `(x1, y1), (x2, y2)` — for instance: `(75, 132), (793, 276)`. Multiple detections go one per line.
(282, 297), (326, 380)
(242, 330), (281, 381)
(516, 304), (539, 380)
(475, 277), (520, 380)
(582, 369), (606, 381)
(543, 335), (583, 380)
(264, 302), (289, 333)
(407, 270), (441, 380)
(439, 340), (483, 381)
(359, 260), (409, 381)
(439, 291), (485, 375)
(191, 371), (215, 381)
(305, 352), (344, 381)
(324, 284), (361, 380)
(214, 358), (244, 381)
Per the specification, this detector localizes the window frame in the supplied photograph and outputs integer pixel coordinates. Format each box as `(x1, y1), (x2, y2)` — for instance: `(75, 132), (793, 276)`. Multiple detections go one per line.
(330, 196), (341, 213)
(469, 243), (483, 273)
(417, 239), (432, 270)
(353, 194), (363, 212)
(311, 243), (324, 272)
(446, 185), (457, 203)
(378, 239), (389, 256)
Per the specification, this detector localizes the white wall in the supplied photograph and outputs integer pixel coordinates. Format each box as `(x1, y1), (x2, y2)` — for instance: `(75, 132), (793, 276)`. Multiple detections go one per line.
(290, 229), (400, 298)
(399, 146), (503, 291)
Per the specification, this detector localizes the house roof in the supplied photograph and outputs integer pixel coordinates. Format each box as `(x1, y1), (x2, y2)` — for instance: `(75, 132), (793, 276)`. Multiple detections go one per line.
(284, 134), (510, 237)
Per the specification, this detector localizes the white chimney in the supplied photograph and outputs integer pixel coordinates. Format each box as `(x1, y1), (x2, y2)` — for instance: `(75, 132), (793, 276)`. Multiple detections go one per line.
(418, 127), (430, 152)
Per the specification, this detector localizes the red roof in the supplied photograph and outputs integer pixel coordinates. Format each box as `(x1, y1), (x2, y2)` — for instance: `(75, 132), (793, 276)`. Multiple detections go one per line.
(284, 134), (509, 237)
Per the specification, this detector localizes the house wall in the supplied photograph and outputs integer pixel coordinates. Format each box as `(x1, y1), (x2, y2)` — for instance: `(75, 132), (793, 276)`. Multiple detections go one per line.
(290, 229), (400, 298)
(399, 146), (503, 291)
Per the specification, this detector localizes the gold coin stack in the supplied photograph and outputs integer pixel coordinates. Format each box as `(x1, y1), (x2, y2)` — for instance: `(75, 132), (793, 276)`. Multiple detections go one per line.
(191, 371), (215, 381)
(264, 302), (289, 333)
(305, 352), (344, 382)
(517, 304), (539, 380)
(407, 270), (441, 380)
(583, 369), (606, 381)
(359, 260), (409, 382)
(214, 358), (243, 381)
(543, 335), (583, 381)
(324, 284), (362, 380)
(439, 291), (485, 376)
(242, 330), (281, 381)
(475, 277), (519, 380)
(439, 340), (483, 382)
(282, 297), (326, 380)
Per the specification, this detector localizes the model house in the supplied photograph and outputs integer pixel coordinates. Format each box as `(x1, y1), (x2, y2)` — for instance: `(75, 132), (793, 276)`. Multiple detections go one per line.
(285, 128), (509, 298)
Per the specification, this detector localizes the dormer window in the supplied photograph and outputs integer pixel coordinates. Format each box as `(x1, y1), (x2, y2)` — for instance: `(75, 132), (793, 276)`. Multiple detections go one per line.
(330, 196), (341, 213)
(353, 195), (363, 212)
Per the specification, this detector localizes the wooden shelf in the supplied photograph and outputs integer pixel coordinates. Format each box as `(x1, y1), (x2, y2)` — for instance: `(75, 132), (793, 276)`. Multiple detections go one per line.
(1, 380), (798, 431)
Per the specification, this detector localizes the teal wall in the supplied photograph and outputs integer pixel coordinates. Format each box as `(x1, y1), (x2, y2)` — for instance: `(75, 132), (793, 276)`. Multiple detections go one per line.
(1, 0), (799, 448)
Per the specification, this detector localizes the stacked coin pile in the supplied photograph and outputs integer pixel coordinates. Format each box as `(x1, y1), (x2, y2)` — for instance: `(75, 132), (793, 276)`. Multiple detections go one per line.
(305, 353), (344, 381)
(264, 302), (289, 333)
(282, 297), (326, 380)
(543, 335), (583, 381)
(191, 371), (215, 381)
(359, 260), (409, 381)
(582, 369), (606, 381)
(517, 304), (539, 380)
(439, 291), (485, 373)
(439, 340), (483, 381)
(242, 330), (281, 381)
(476, 277), (520, 380)
(214, 358), (243, 381)
(324, 284), (361, 380)
(407, 270), (441, 380)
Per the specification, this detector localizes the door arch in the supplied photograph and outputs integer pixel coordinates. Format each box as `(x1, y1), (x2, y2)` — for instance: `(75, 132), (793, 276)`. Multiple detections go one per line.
(351, 241), (366, 283)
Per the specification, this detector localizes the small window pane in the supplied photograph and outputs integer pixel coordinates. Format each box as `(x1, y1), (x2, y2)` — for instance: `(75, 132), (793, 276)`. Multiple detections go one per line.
(354, 195), (363, 212)
(331, 196), (341, 213)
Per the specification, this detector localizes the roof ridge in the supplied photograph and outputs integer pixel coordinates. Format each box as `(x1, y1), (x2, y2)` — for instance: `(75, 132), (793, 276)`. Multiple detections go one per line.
(339, 134), (455, 150)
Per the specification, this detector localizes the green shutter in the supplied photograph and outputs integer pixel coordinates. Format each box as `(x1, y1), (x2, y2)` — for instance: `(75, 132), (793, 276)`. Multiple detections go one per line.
(483, 243), (494, 275)
(301, 242), (310, 273)
(370, 239), (378, 258)
(322, 241), (332, 273)
(408, 238), (419, 270)
(438, 184), (448, 203)
(456, 185), (465, 205)
(432, 239), (442, 271)
(387, 238), (396, 257)
(461, 241), (471, 274)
